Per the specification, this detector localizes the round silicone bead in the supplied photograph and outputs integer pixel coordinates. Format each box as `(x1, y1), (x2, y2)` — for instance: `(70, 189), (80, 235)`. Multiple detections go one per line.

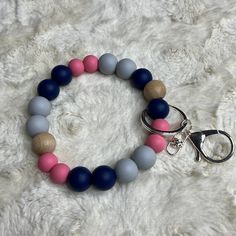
(131, 68), (153, 90)
(37, 79), (60, 101)
(116, 58), (137, 80)
(151, 119), (170, 132)
(26, 115), (49, 137)
(145, 134), (167, 153)
(28, 96), (51, 117)
(83, 55), (98, 73)
(51, 65), (72, 86)
(38, 153), (58, 172)
(32, 132), (56, 155)
(92, 165), (117, 191)
(115, 158), (138, 183)
(98, 53), (118, 75)
(147, 98), (169, 119)
(131, 145), (156, 170)
(143, 80), (166, 101)
(68, 58), (84, 76)
(67, 166), (92, 192)
(50, 163), (70, 184)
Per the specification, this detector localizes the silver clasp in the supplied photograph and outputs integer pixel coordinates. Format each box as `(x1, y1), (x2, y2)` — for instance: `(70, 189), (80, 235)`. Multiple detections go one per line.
(188, 130), (234, 163)
(167, 128), (234, 163)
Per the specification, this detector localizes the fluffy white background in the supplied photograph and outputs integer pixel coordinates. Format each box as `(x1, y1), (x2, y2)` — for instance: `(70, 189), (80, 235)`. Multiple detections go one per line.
(0, 0), (236, 235)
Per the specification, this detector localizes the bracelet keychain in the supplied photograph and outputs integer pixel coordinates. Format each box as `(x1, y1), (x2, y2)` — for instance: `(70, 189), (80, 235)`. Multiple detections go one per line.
(26, 53), (235, 192)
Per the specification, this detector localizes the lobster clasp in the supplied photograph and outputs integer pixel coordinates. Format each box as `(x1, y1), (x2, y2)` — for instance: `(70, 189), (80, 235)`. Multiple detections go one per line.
(189, 130), (234, 163)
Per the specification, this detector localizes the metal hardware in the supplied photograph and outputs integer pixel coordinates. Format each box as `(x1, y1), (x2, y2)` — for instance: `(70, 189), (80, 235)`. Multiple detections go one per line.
(188, 130), (234, 163)
(141, 106), (234, 163)
(140, 106), (188, 136)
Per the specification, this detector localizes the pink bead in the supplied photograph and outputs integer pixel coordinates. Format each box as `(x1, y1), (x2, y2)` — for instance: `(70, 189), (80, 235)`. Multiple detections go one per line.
(50, 163), (70, 184)
(151, 119), (170, 132)
(68, 58), (84, 77)
(38, 153), (58, 172)
(83, 55), (98, 73)
(145, 134), (167, 153)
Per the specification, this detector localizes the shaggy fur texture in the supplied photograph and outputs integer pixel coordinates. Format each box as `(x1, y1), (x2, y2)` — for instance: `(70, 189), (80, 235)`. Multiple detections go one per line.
(0, 0), (236, 235)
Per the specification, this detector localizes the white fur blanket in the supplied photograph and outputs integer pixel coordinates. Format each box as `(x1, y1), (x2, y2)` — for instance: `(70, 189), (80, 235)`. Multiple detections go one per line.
(0, 0), (236, 235)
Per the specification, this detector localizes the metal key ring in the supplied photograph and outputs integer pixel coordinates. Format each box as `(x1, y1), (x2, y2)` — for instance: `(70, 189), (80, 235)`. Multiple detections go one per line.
(140, 105), (188, 135)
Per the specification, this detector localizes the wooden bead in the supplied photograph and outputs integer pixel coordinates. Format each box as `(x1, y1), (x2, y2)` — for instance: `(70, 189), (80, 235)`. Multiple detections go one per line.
(143, 80), (166, 102)
(32, 132), (56, 155)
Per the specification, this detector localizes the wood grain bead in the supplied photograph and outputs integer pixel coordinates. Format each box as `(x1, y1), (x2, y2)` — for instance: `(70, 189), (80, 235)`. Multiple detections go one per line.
(143, 80), (166, 102)
(32, 132), (56, 155)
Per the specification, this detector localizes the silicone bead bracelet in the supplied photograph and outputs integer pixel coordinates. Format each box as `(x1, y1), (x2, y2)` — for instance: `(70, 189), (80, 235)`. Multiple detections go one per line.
(26, 53), (170, 192)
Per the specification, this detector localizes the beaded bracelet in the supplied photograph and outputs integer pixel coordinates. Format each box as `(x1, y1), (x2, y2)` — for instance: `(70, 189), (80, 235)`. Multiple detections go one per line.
(26, 53), (234, 192)
(26, 53), (173, 192)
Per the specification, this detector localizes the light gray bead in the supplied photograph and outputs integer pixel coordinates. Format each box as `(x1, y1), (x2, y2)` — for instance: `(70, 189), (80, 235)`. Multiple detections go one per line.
(115, 158), (138, 183)
(28, 96), (51, 116)
(26, 115), (49, 137)
(99, 53), (118, 75)
(116, 58), (137, 80)
(131, 145), (156, 170)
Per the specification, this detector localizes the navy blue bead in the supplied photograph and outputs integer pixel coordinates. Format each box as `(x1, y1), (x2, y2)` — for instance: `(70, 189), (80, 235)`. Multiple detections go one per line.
(147, 98), (169, 119)
(51, 65), (72, 86)
(67, 166), (92, 192)
(37, 79), (60, 101)
(92, 165), (116, 191)
(131, 68), (153, 90)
